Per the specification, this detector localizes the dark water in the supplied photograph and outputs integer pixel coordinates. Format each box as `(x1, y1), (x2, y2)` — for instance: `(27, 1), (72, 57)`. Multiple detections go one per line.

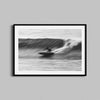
(19, 49), (82, 71)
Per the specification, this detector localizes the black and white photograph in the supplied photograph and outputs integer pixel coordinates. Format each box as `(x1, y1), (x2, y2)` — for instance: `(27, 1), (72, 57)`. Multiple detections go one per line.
(13, 24), (86, 76)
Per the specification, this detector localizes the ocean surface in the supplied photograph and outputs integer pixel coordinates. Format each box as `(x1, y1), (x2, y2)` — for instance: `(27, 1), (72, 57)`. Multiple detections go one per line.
(19, 49), (82, 71)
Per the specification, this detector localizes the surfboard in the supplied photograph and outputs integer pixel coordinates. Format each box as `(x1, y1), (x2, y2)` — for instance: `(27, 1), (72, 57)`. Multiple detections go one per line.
(39, 52), (54, 57)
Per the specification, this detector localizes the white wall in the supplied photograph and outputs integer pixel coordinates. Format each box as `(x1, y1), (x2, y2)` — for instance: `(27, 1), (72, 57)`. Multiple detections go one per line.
(0, 0), (99, 100)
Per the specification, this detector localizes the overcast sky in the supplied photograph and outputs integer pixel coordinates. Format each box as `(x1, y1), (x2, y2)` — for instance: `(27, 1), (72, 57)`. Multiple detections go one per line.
(18, 29), (82, 40)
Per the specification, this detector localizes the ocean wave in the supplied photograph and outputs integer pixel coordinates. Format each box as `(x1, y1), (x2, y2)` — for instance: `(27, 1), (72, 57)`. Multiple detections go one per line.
(19, 38), (81, 60)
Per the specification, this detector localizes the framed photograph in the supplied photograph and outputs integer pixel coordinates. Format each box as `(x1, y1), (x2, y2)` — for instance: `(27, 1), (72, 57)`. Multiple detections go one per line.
(13, 24), (87, 76)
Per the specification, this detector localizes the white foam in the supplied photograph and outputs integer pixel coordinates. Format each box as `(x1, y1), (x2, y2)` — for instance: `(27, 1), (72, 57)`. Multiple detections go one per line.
(53, 39), (81, 54)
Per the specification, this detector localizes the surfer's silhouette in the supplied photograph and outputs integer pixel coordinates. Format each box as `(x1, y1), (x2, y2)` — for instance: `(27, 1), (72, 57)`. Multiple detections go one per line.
(39, 47), (54, 57)
(45, 47), (52, 52)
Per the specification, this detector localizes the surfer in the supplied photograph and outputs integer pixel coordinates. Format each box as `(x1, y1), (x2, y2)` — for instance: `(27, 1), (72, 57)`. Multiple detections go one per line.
(39, 47), (54, 57)
(45, 47), (52, 52)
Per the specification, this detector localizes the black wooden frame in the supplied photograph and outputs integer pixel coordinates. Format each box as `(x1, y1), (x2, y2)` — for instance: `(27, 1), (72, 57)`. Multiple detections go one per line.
(12, 24), (87, 76)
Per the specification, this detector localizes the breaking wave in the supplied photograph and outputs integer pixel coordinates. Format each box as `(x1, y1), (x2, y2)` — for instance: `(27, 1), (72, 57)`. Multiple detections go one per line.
(19, 38), (81, 60)
(53, 39), (81, 53)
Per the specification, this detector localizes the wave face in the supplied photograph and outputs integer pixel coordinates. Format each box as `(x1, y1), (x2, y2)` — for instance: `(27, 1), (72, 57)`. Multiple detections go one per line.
(19, 38), (64, 49)
(19, 38), (81, 60)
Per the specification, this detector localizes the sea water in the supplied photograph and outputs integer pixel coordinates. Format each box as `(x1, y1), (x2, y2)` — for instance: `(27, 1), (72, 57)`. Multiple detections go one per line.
(19, 49), (81, 71)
